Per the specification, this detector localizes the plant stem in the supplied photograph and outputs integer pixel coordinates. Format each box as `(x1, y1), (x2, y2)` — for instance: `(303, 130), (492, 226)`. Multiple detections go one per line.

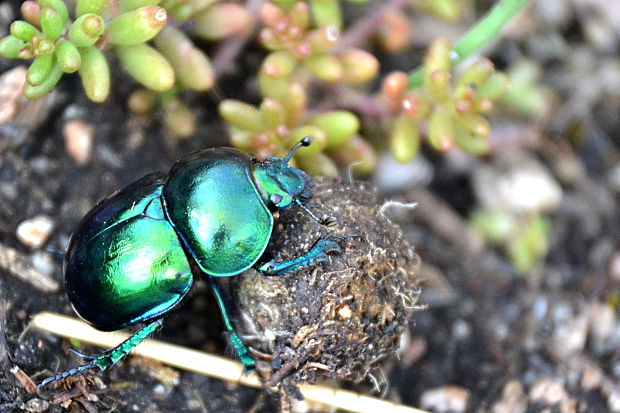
(408, 0), (529, 88)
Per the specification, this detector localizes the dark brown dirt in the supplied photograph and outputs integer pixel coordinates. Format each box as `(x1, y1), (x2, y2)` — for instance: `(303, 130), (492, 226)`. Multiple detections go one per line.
(2, 0), (620, 412)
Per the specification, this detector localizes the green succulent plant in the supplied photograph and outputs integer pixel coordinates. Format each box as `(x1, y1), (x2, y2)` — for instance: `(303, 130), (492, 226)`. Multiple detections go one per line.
(0, 0), (533, 172)
(472, 211), (550, 273)
(271, 0), (370, 28)
(220, 79), (375, 177)
(258, 2), (378, 85)
(384, 37), (511, 162)
(0, 0), (251, 102)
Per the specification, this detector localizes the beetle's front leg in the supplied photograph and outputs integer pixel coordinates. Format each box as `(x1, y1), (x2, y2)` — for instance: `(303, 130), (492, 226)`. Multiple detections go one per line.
(257, 234), (354, 276)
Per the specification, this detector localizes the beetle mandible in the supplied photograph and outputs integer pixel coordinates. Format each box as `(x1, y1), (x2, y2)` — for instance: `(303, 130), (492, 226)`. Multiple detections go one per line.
(39, 137), (347, 388)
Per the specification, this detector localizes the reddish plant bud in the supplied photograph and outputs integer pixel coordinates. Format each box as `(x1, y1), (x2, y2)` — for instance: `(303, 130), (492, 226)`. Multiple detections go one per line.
(377, 9), (411, 53)
(401, 93), (428, 120)
(382, 71), (408, 103)
(289, 1), (310, 30)
(261, 51), (296, 78)
(276, 124), (289, 137)
(455, 91), (474, 114)
(308, 25), (339, 54)
(476, 98), (494, 113)
(274, 21), (290, 36)
(254, 132), (271, 147)
(291, 41), (312, 59)
(18, 46), (35, 59)
(287, 25), (303, 41)
(259, 28), (280, 50)
(21, 1), (41, 27)
(260, 2), (289, 28)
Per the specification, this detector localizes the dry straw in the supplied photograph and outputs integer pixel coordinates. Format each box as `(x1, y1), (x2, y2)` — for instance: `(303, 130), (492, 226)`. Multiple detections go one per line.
(32, 312), (428, 413)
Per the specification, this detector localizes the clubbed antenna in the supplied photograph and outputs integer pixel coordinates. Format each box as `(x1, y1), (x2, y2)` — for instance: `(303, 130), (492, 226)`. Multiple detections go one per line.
(283, 136), (312, 163)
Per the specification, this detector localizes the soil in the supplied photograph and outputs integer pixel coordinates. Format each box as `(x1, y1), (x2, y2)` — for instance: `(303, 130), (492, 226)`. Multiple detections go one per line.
(2, 0), (620, 412)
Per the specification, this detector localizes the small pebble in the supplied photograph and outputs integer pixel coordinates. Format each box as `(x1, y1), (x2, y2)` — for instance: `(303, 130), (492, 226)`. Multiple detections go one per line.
(152, 383), (168, 398)
(580, 365), (603, 391)
(420, 385), (469, 413)
(608, 252), (620, 281)
(373, 154), (433, 192)
(399, 334), (427, 366)
(491, 380), (527, 413)
(587, 302), (616, 350)
(30, 251), (55, 276)
(23, 398), (49, 413)
(473, 151), (562, 214)
(549, 314), (588, 359)
(16, 215), (55, 249)
(0, 66), (27, 125)
(529, 378), (568, 405)
(63, 119), (94, 165)
(451, 319), (471, 340)
(608, 390), (620, 412)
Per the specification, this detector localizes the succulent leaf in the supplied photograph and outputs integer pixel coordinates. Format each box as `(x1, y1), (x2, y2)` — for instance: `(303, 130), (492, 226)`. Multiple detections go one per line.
(55, 40), (81, 72)
(69, 14), (105, 47)
(78, 45), (110, 102)
(23, 61), (63, 98)
(107, 6), (167, 45)
(116, 43), (175, 91)
(27, 53), (54, 86)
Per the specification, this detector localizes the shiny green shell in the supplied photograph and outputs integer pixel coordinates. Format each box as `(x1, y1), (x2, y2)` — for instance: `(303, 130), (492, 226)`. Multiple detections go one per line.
(64, 174), (193, 331)
(163, 148), (273, 276)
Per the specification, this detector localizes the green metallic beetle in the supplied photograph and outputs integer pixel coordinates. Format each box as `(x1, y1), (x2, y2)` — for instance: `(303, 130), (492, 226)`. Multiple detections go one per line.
(40, 137), (345, 387)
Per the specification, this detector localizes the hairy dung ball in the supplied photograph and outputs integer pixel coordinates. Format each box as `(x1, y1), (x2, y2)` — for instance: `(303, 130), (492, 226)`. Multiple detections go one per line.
(232, 178), (420, 387)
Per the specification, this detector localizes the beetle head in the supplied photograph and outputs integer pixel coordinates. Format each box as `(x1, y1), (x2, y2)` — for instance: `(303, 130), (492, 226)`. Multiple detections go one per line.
(252, 137), (313, 210)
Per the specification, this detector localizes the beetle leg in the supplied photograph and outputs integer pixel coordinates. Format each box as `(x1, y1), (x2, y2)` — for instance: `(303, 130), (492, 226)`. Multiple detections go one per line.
(37, 318), (164, 390)
(257, 234), (357, 276)
(207, 276), (256, 372)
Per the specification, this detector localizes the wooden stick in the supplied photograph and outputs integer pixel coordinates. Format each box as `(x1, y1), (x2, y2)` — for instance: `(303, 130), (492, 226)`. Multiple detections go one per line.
(31, 312), (428, 413)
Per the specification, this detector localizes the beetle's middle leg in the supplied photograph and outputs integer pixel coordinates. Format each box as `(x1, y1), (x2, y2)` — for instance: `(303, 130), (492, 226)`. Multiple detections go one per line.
(38, 318), (164, 390)
(206, 276), (256, 371)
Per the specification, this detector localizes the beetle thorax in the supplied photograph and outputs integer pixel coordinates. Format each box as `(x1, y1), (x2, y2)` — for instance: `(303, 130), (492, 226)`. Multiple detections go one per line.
(251, 160), (310, 209)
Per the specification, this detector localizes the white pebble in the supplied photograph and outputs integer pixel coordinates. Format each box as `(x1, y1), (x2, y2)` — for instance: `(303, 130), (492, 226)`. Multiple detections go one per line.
(473, 152), (562, 214)
(420, 385), (469, 413)
(63, 120), (93, 165)
(0, 66), (27, 125)
(529, 378), (568, 405)
(16, 215), (55, 249)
